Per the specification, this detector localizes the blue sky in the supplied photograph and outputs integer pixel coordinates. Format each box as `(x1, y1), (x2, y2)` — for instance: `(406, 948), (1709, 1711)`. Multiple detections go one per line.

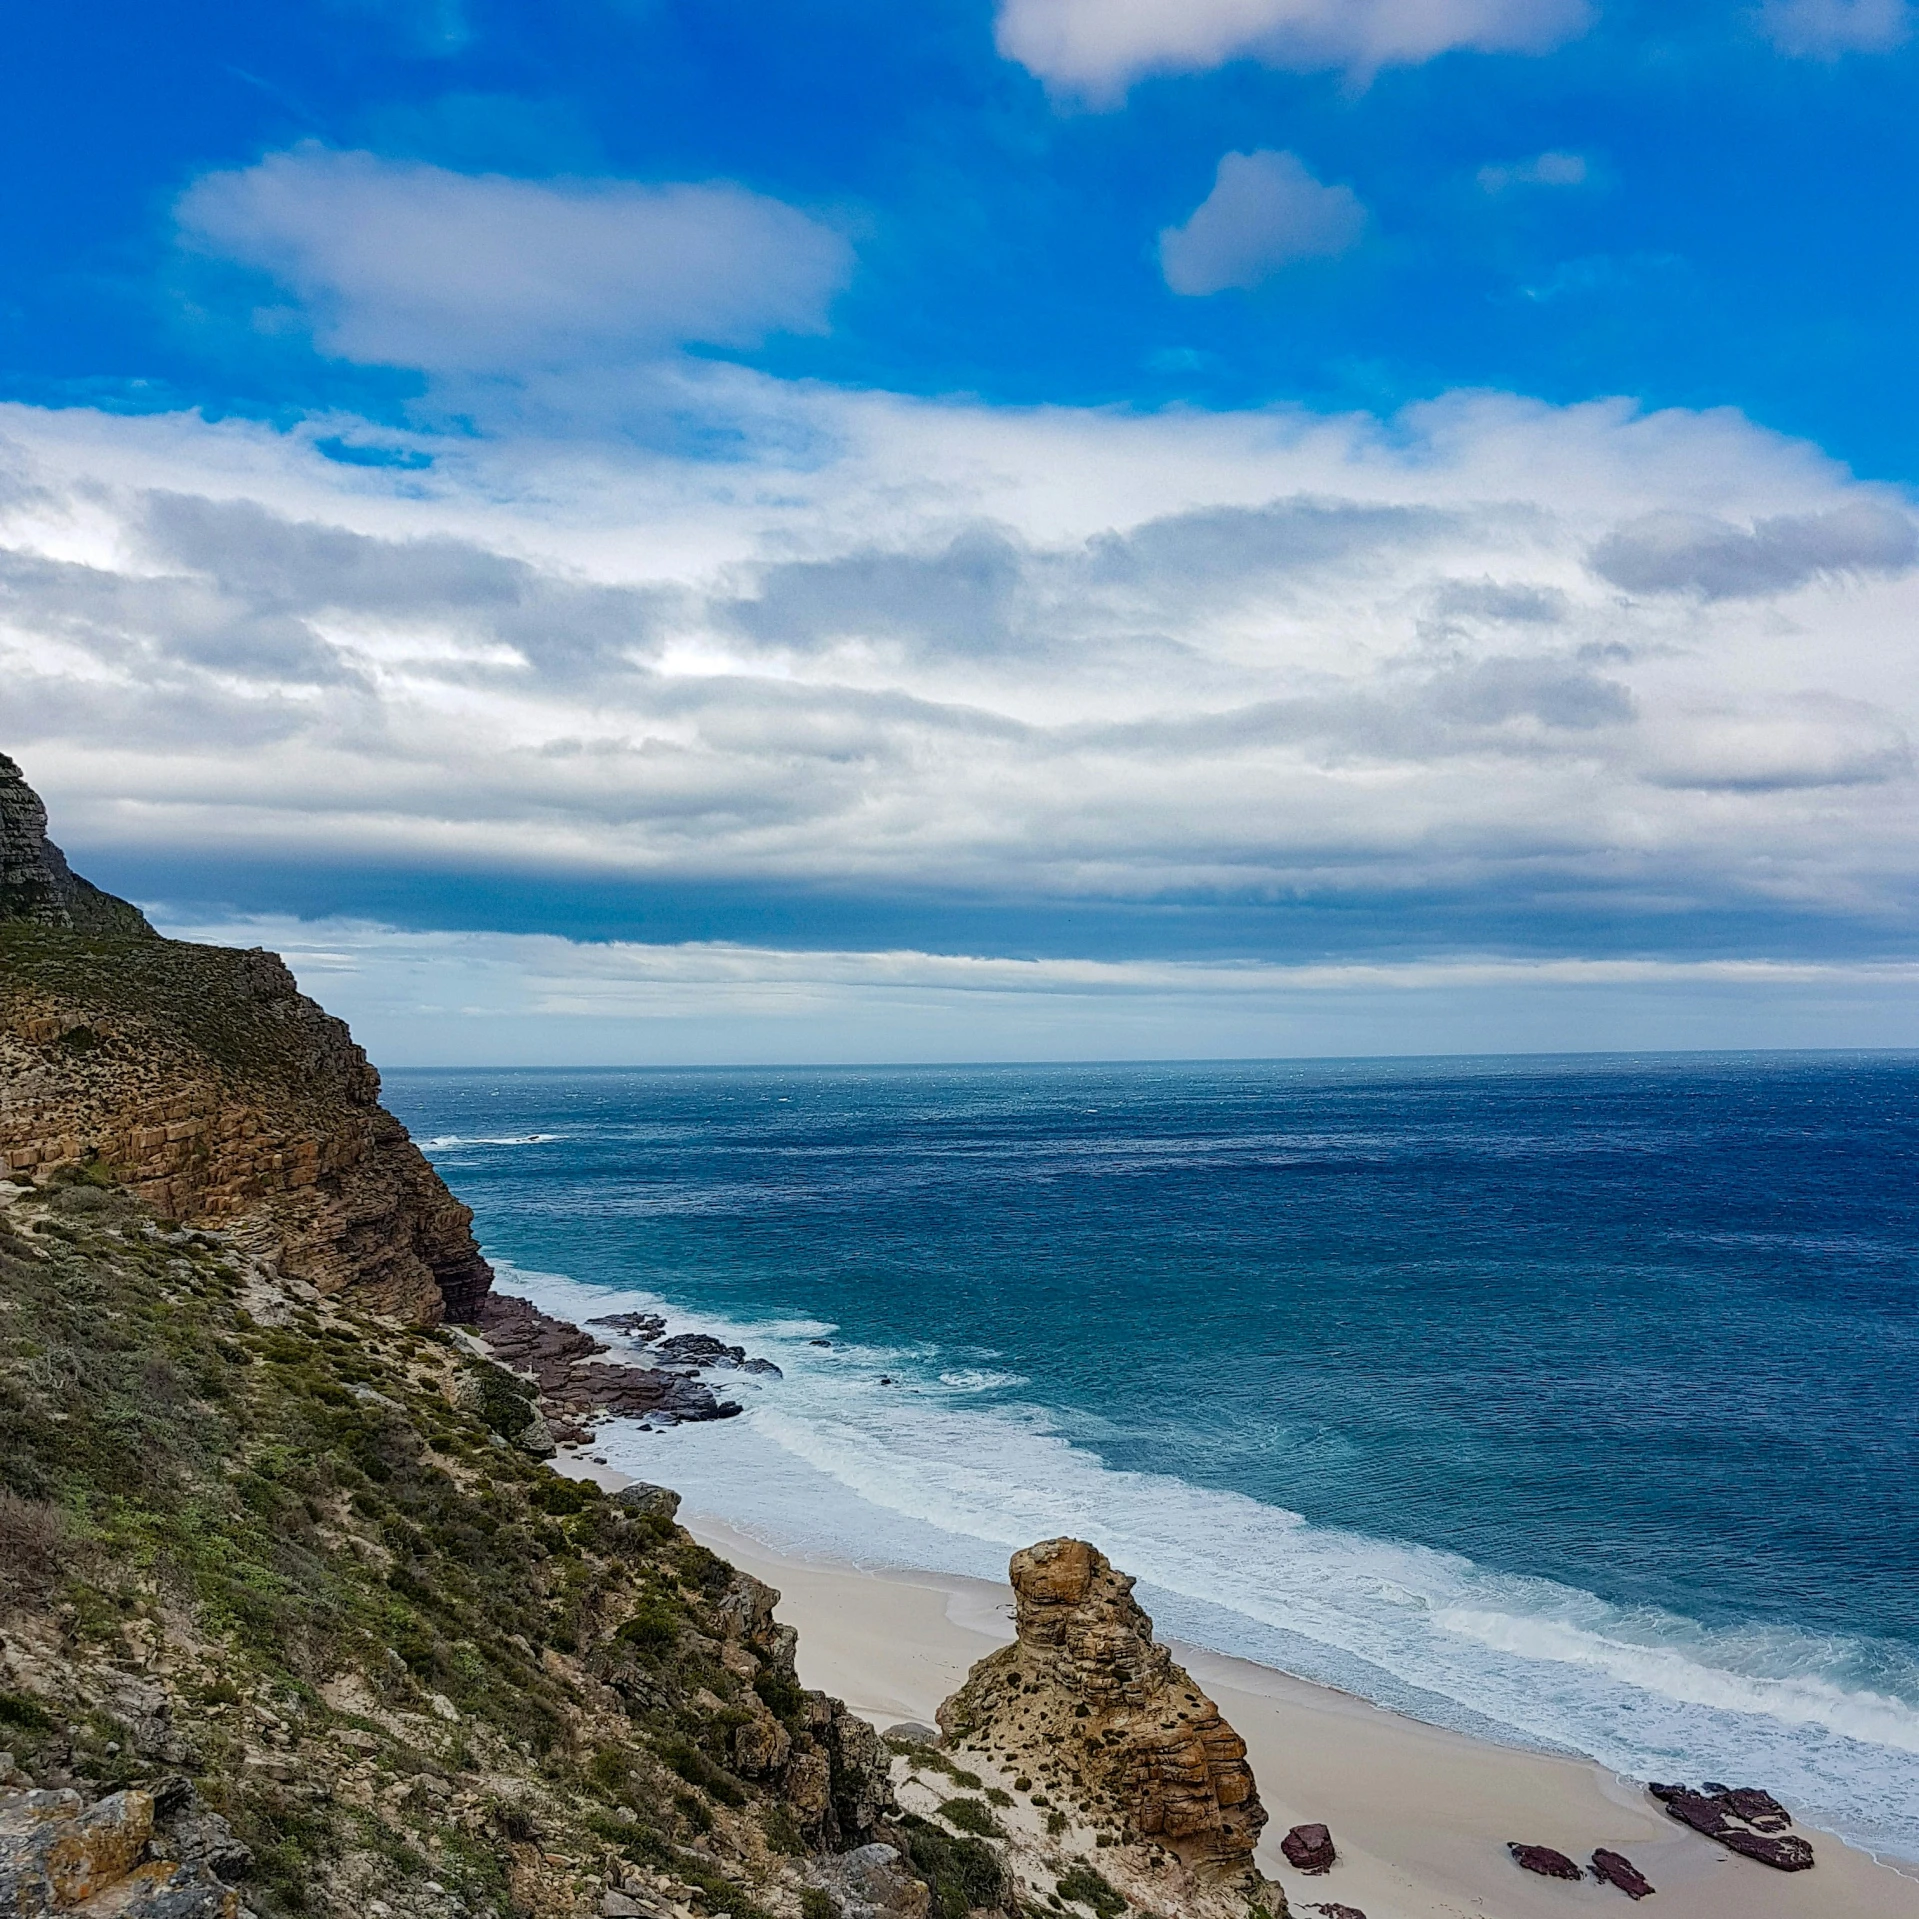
(4, 0), (1919, 1060)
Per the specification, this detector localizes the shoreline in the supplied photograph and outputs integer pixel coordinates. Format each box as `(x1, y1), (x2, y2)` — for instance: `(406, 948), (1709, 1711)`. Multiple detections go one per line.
(559, 1459), (1919, 1919)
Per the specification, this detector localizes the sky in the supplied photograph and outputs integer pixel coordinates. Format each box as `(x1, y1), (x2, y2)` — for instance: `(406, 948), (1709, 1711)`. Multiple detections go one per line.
(3, 0), (1919, 1063)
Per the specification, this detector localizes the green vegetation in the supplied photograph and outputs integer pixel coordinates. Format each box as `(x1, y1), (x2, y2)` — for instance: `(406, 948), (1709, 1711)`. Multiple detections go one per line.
(899, 1814), (1009, 1919)
(0, 1180), (830, 1917)
(938, 1798), (1006, 1839)
(1054, 1865), (1126, 1919)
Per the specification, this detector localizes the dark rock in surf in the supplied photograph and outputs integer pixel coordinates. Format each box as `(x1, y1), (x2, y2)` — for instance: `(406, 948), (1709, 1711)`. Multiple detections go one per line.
(475, 1295), (743, 1430)
(655, 1333), (748, 1368)
(588, 1311), (668, 1339)
(1508, 1843), (1581, 1880)
(1280, 1824), (1336, 1874)
(1590, 1848), (1655, 1899)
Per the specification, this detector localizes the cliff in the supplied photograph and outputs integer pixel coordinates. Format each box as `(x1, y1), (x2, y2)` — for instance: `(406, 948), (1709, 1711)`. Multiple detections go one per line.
(0, 752), (489, 1323)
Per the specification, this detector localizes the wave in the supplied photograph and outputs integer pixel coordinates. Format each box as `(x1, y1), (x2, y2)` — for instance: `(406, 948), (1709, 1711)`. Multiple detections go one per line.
(494, 1261), (1919, 1862)
(420, 1133), (560, 1149)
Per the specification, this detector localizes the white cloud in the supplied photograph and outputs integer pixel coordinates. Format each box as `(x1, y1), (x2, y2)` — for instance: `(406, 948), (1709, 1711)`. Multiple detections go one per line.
(2, 381), (1918, 952)
(1478, 150), (1589, 192)
(1757, 0), (1912, 56)
(146, 914), (1919, 1065)
(1160, 151), (1366, 295)
(996, 0), (1591, 99)
(175, 145), (854, 373)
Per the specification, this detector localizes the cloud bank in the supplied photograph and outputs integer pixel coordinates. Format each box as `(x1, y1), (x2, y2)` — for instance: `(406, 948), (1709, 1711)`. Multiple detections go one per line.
(3, 381), (1917, 963)
(996, 0), (1591, 99)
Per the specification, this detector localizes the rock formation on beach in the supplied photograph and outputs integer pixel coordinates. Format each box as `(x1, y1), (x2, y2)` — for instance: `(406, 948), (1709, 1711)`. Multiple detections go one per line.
(922, 1538), (1280, 1919)
(940, 1538), (1268, 1881)
(0, 752), (493, 1324)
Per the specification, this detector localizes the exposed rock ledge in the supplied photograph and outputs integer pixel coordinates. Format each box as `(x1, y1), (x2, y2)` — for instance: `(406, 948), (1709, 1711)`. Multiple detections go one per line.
(0, 751), (491, 1324)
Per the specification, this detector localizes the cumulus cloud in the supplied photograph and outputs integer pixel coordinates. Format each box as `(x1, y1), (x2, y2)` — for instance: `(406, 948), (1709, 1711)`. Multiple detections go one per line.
(1589, 501), (1919, 599)
(1478, 150), (1589, 192)
(1757, 0), (1912, 56)
(3, 384), (1918, 949)
(997, 0), (1590, 99)
(1160, 152), (1366, 296)
(175, 145), (854, 373)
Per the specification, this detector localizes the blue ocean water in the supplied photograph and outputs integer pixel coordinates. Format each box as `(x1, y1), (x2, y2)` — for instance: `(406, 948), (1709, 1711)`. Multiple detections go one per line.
(384, 1054), (1919, 1857)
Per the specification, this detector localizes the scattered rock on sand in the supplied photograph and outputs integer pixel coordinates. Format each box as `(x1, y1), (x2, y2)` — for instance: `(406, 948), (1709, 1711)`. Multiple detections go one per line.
(1281, 1824), (1336, 1874)
(1307, 1906), (1367, 1919)
(1591, 1848), (1656, 1898)
(1508, 1843), (1582, 1880)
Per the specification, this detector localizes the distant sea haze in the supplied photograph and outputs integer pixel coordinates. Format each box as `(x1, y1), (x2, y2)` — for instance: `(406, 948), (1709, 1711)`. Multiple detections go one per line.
(390, 1054), (1919, 1860)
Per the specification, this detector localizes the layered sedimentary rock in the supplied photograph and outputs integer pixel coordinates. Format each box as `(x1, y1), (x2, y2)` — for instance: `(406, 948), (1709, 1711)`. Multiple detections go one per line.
(938, 1538), (1268, 1881)
(0, 752), (490, 1323)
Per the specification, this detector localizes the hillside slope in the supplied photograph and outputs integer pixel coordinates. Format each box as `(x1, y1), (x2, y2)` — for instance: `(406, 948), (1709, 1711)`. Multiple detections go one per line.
(0, 1177), (910, 1919)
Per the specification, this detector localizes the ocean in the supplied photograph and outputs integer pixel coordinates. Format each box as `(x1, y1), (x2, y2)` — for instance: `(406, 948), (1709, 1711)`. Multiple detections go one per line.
(384, 1053), (1919, 1860)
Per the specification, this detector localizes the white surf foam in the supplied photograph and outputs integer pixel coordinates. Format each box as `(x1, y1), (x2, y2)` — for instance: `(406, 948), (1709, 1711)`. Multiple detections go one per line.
(495, 1261), (1919, 1862)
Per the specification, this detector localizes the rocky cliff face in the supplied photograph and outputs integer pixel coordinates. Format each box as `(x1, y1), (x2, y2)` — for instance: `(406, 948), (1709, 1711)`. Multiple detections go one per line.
(0, 752), (490, 1323)
(937, 1540), (1270, 1894)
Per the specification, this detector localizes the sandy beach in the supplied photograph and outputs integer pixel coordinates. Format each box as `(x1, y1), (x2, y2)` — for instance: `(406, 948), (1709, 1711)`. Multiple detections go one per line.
(663, 1505), (1919, 1919)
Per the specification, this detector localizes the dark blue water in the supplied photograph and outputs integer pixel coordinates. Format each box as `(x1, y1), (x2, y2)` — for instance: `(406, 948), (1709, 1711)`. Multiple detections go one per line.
(387, 1053), (1919, 1852)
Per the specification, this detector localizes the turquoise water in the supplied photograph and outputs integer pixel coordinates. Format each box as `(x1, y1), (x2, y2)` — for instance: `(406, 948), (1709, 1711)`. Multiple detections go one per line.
(386, 1054), (1919, 1857)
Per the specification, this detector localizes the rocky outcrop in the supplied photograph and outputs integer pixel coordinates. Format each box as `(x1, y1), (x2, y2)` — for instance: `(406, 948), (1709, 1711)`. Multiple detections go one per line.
(0, 752), (491, 1323)
(1649, 1783), (1813, 1871)
(937, 1539), (1268, 1886)
(472, 1295), (744, 1439)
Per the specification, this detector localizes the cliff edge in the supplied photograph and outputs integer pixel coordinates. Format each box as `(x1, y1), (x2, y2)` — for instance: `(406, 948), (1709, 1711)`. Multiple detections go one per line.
(0, 752), (490, 1323)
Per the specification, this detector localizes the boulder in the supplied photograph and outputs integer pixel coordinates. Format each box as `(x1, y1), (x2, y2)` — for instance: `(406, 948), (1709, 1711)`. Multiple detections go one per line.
(810, 1843), (931, 1919)
(1508, 1843), (1581, 1880)
(0, 1786), (154, 1907)
(1280, 1824), (1335, 1874)
(613, 1483), (682, 1521)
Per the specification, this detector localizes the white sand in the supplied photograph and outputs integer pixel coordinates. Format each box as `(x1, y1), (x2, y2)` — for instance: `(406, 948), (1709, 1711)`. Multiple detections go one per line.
(670, 1508), (1919, 1919)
